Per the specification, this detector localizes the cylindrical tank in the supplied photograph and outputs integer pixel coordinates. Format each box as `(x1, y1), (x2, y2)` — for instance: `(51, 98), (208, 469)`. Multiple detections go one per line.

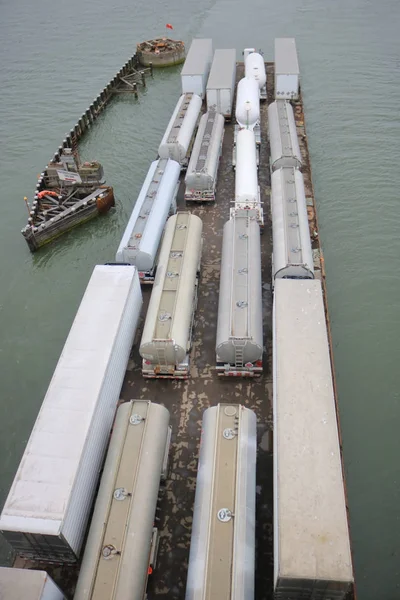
(268, 100), (302, 171)
(158, 93), (202, 164)
(235, 77), (260, 130)
(185, 404), (257, 600)
(140, 212), (203, 367)
(235, 129), (258, 204)
(271, 167), (314, 280)
(245, 52), (266, 90)
(116, 158), (180, 270)
(74, 401), (170, 600)
(216, 214), (263, 367)
(185, 110), (225, 192)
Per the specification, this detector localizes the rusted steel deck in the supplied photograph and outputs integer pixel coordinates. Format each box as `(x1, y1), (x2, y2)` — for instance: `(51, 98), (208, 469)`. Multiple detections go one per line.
(124, 62), (274, 599)
(13, 64), (355, 600)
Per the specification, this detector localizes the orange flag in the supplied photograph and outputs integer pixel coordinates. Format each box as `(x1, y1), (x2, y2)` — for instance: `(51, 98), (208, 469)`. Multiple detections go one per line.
(166, 23), (173, 29)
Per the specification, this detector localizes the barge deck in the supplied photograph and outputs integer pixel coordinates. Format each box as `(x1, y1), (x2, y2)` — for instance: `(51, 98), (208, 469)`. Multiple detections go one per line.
(13, 62), (354, 600)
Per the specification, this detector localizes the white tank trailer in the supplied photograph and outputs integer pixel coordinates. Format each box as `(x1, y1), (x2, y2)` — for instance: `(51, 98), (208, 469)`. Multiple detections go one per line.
(74, 401), (171, 600)
(244, 52), (267, 100)
(232, 129), (263, 226)
(271, 167), (314, 282)
(216, 214), (263, 376)
(115, 158), (180, 281)
(140, 211), (203, 378)
(235, 77), (260, 130)
(268, 100), (302, 171)
(158, 93), (202, 165)
(184, 109), (225, 202)
(185, 404), (257, 600)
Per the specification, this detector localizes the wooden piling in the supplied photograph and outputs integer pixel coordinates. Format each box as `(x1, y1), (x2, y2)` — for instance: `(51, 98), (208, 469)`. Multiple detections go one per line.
(133, 83), (138, 99)
(141, 71), (146, 87)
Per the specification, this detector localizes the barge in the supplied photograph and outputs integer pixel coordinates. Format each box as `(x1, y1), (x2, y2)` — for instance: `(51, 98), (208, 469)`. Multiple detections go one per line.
(3, 40), (355, 600)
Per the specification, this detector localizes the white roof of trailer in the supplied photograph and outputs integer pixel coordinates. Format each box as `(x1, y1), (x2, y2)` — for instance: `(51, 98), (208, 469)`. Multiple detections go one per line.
(274, 279), (353, 583)
(206, 49), (236, 89)
(275, 38), (299, 74)
(0, 266), (138, 533)
(181, 39), (213, 75)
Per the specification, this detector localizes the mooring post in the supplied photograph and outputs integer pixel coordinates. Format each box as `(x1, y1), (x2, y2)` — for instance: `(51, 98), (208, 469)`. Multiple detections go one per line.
(141, 71), (146, 87)
(133, 83), (138, 99)
(149, 62), (153, 77)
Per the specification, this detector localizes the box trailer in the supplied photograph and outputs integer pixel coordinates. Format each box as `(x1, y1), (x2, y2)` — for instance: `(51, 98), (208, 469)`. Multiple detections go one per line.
(0, 265), (143, 562)
(206, 49), (237, 119)
(273, 279), (353, 599)
(274, 38), (300, 100)
(181, 39), (213, 99)
(0, 568), (65, 600)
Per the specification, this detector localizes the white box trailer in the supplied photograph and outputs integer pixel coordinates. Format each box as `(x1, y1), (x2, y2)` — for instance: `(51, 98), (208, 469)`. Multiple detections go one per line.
(216, 213), (263, 376)
(0, 266), (143, 562)
(185, 404), (257, 600)
(268, 100), (302, 171)
(115, 158), (180, 282)
(271, 167), (314, 282)
(273, 279), (353, 599)
(184, 109), (225, 202)
(206, 49), (237, 119)
(74, 401), (171, 600)
(0, 568), (66, 600)
(274, 38), (300, 100)
(158, 93), (202, 166)
(181, 39), (213, 99)
(140, 212), (203, 379)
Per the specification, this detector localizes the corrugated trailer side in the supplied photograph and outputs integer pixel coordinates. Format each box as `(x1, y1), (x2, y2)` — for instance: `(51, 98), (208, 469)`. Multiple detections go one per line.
(115, 158), (180, 280)
(206, 49), (237, 119)
(0, 567), (66, 600)
(216, 213), (263, 376)
(271, 167), (314, 282)
(0, 266), (143, 562)
(273, 279), (353, 599)
(181, 39), (213, 98)
(185, 404), (257, 600)
(140, 212), (203, 378)
(184, 109), (225, 201)
(74, 401), (171, 600)
(268, 100), (302, 171)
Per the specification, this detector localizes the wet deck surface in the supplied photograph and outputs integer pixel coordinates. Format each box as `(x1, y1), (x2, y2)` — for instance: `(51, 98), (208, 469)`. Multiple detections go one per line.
(137, 63), (274, 600)
(13, 65), (354, 600)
